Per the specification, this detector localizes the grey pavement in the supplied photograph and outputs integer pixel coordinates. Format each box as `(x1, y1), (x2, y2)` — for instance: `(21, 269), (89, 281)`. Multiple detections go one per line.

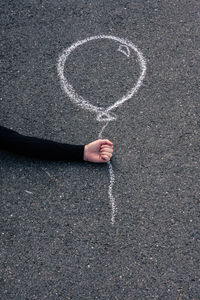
(0, 1), (199, 299)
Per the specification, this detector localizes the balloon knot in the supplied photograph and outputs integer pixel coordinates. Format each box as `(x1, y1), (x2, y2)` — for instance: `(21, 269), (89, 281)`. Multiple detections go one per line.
(96, 111), (117, 122)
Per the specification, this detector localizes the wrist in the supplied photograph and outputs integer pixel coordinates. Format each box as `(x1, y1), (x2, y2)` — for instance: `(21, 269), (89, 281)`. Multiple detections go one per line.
(84, 145), (88, 161)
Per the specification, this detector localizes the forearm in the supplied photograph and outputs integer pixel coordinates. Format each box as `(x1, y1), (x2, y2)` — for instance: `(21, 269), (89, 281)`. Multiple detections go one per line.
(0, 126), (84, 161)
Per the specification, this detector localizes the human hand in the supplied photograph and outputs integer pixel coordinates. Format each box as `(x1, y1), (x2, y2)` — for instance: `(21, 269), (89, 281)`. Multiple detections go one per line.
(84, 139), (113, 163)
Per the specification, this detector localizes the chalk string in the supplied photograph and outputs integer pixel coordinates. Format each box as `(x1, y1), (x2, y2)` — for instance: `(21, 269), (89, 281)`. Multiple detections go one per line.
(98, 121), (116, 225)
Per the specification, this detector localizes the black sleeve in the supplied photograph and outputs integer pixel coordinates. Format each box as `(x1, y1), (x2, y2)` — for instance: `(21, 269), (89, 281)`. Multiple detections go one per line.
(0, 126), (84, 161)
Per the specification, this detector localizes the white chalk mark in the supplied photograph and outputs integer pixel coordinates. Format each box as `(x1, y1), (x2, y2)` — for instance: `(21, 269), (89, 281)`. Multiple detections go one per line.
(43, 169), (52, 178)
(98, 122), (116, 224)
(98, 122), (109, 139)
(117, 44), (130, 57)
(57, 35), (146, 122)
(25, 190), (33, 195)
(42, 168), (56, 181)
(41, 168), (63, 187)
(97, 111), (117, 122)
(107, 161), (116, 225)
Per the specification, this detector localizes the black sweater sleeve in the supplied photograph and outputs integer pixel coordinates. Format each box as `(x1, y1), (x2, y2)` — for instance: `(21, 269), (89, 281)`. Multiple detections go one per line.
(0, 126), (84, 161)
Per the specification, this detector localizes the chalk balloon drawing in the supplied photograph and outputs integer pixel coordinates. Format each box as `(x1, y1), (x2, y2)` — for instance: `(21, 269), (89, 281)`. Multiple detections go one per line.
(57, 35), (147, 224)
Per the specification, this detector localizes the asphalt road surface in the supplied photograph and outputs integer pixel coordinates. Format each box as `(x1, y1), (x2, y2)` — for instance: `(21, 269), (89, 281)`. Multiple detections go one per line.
(0, 1), (199, 299)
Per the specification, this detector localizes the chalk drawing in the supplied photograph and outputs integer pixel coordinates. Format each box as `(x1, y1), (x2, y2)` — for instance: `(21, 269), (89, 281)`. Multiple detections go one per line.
(57, 35), (146, 224)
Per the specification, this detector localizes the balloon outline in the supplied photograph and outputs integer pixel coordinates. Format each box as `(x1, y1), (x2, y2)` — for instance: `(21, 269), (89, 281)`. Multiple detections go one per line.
(57, 35), (146, 122)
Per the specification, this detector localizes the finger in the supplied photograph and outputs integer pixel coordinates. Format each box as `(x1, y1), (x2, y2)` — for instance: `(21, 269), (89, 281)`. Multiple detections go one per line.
(100, 144), (113, 149)
(100, 139), (113, 147)
(100, 148), (113, 154)
(101, 151), (112, 159)
(100, 146), (113, 152)
(101, 154), (110, 162)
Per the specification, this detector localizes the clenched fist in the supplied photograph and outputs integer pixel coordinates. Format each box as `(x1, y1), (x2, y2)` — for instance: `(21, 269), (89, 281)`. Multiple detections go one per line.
(84, 139), (113, 163)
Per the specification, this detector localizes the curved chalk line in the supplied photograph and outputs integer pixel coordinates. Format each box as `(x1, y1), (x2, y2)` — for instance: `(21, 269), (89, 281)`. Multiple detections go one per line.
(98, 121), (109, 139)
(117, 44), (130, 57)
